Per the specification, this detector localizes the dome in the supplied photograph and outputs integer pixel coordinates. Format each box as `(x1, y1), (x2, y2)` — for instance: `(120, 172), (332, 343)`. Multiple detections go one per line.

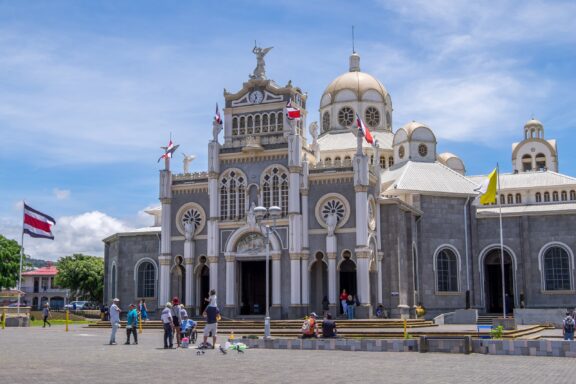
(524, 118), (543, 128)
(321, 53), (389, 102)
(394, 121), (436, 144)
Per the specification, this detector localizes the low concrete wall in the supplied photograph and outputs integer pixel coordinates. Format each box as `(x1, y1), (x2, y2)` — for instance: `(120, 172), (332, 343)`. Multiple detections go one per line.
(433, 312), (454, 325)
(243, 337), (576, 358)
(473, 339), (576, 358)
(514, 308), (567, 327)
(453, 309), (478, 324)
(5, 316), (30, 327)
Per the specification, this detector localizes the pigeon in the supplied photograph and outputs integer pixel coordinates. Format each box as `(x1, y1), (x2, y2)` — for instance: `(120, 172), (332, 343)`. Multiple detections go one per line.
(219, 346), (227, 355)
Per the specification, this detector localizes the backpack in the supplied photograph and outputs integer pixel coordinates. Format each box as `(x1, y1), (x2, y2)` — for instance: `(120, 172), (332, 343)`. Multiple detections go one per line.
(301, 320), (310, 332)
(564, 316), (574, 333)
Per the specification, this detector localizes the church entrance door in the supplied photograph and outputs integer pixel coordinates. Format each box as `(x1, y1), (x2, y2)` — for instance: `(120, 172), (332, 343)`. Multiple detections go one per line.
(339, 259), (357, 302)
(171, 264), (185, 304)
(484, 249), (514, 314)
(310, 254), (328, 315)
(239, 261), (268, 315)
(198, 265), (210, 314)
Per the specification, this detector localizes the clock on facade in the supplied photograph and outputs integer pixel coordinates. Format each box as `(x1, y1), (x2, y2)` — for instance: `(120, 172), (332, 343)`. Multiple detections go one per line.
(249, 90), (264, 104)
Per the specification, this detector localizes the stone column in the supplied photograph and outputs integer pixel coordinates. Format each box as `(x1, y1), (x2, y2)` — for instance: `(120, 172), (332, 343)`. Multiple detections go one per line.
(158, 169), (172, 306)
(225, 254), (236, 310)
(158, 255), (172, 306)
(184, 239), (195, 308)
(326, 235), (337, 305)
(377, 251), (384, 304)
(301, 251), (310, 306)
(355, 247), (372, 318)
(272, 252), (281, 306)
(290, 253), (301, 306)
(208, 256), (218, 295)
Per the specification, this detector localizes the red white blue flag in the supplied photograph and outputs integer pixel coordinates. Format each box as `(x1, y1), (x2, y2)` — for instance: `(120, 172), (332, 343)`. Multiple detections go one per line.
(356, 113), (374, 145)
(23, 203), (56, 240)
(157, 139), (180, 163)
(286, 100), (301, 120)
(215, 103), (222, 125)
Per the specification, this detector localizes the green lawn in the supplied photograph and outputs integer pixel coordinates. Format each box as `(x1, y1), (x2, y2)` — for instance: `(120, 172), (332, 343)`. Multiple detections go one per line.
(30, 319), (96, 327)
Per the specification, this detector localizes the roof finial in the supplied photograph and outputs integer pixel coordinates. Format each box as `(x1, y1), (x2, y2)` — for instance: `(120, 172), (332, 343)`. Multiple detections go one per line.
(352, 25), (355, 54)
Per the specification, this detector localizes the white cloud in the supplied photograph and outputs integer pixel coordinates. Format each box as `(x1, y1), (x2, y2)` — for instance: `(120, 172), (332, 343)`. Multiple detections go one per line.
(53, 188), (70, 200)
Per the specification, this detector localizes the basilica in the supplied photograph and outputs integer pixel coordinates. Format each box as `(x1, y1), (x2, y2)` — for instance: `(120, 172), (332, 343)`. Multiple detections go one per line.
(103, 48), (576, 319)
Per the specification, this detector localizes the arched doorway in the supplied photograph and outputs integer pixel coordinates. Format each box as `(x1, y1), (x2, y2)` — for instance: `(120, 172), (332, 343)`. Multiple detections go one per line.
(310, 252), (328, 315)
(32, 297), (39, 309)
(171, 256), (185, 304)
(196, 259), (210, 314)
(483, 248), (514, 314)
(339, 251), (357, 303)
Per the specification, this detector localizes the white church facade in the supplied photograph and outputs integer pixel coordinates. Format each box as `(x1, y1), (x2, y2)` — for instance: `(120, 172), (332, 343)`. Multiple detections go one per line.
(103, 48), (576, 319)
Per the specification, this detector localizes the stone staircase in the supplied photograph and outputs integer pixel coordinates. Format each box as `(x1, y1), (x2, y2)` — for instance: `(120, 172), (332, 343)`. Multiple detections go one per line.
(477, 314), (513, 325)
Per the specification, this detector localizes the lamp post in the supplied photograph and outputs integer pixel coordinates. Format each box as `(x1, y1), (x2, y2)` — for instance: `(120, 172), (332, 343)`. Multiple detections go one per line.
(254, 205), (281, 339)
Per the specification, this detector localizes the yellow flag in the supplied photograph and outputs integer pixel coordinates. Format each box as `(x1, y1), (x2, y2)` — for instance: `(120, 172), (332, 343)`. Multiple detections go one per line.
(477, 168), (497, 205)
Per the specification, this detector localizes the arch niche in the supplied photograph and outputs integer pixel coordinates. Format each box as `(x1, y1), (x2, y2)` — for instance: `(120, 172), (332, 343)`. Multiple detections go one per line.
(480, 246), (517, 314)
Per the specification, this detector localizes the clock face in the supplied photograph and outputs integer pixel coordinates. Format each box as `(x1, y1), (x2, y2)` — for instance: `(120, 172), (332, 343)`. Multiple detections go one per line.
(249, 90), (264, 104)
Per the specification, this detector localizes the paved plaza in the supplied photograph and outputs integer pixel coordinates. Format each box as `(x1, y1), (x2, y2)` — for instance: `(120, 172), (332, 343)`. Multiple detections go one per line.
(1, 326), (576, 383)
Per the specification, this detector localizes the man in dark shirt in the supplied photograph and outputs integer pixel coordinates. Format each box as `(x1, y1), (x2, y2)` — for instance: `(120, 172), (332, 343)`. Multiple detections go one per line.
(322, 313), (337, 338)
(202, 306), (220, 348)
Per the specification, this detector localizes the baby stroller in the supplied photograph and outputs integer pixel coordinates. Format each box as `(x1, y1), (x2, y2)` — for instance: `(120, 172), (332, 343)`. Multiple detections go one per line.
(180, 319), (198, 345)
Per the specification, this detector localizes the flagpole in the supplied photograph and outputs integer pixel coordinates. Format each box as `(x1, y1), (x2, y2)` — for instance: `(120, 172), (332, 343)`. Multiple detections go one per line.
(17, 201), (26, 316)
(496, 163), (506, 319)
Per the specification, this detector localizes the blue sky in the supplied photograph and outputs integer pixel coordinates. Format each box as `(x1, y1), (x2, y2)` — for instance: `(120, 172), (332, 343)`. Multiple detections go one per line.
(1, 0), (575, 260)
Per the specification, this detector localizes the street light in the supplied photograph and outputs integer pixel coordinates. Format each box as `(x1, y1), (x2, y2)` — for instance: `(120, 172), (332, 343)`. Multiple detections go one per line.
(254, 205), (281, 339)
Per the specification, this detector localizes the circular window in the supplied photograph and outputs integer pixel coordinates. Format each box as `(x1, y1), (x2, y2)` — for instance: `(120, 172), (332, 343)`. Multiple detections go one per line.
(176, 203), (206, 236)
(418, 144), (428, 157)
(365, 107), (380, 128)
(315, 193), (351, 229)
(338, 107), (354, 127)
(322, 111), (330, 132)
(399, 146), (405, 159)
(322, 199), (345, 223)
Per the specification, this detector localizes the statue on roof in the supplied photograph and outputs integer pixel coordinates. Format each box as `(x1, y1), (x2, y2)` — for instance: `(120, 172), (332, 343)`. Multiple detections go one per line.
(250, 43), (273, 80)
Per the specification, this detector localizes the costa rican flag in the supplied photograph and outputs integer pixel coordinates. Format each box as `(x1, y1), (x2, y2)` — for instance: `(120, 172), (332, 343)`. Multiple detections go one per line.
(23, 203), (56, 240)
(157, 139), (180, 163)
(215, 103), (222, 125)
(356, 113), (374, 145)
(286, 100), (301, 120)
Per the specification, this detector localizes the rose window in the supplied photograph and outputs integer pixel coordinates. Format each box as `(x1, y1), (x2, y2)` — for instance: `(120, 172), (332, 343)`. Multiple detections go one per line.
(321, 199), (345, 224)
(365, 107), (380, 128)
(338, 107), (354, 127)
(182, 209), (202, 232)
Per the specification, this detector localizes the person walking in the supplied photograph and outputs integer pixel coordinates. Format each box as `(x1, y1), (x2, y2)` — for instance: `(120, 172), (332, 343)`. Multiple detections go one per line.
(346, 294), (355, 320)
(563, 312), (575, 341)
(171, 297), (183, 347)
(201, 304), (220, 348)
(139, 299), (148, 322)
(161, 302), (174, 349)
(42, 303), (51, 328)
(125, 304), (138, 345)
(340, 289), (348, 316)
(109, 298), (121, 345)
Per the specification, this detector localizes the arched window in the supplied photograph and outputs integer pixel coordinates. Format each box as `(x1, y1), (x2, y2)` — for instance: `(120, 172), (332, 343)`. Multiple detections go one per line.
(322, 111), (330, 132)
(380, 156), (386, 168)
(515, 193), (522, 204)
(544, 192), (550, 202)
(261, 166), (289, 217)
(436, 248), (458, 292)
(137, 262), (156, 297)
(536, 192), (542, 202)
(561, 191), (568, 201)
(270, 113), (276, 132)
(522, 154), (532, 171)
(325, 157), (332, 165)
(232, 117), (238, 136)
(500, 194), (505, 205)
(254, 115), (261, 133)
(277, 112), (283, 131)
(507, 194), (513, 204)
(239, 116), (246, 135)
(247, 115), (253, 134)
(388, 156), (394, 167)
(543, 246), (572, 291)
(535, 153), (546, 171)
(334, 156), (341, 165)
(219, 169), (247, 220)
(262, 114), (269, 132)
(571, 190), (576, 200)
(344, 156), (351, 164)
(553, 191), (559, 202)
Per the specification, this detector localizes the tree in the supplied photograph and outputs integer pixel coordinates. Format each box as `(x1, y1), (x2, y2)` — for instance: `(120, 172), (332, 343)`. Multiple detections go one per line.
(0, 235), (22, 290)
(55, 254), (104, 303)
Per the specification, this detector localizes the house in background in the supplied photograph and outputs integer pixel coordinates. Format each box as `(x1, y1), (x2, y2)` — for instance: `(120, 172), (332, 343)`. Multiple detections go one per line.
(21, 265), (69, 309)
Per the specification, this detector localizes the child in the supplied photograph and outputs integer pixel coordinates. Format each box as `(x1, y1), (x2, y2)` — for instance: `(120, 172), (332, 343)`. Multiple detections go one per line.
(205, 289), (217, 308)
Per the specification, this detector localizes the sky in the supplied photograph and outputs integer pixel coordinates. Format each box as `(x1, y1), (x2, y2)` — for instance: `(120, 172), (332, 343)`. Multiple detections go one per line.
(1, 0), (575, 261)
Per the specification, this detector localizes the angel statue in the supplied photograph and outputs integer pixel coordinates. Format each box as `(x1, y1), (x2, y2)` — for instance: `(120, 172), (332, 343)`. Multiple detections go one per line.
(182, 153), (196, 174)
(308, 121), (319, 143)
(326, 212), (338, 237)
(184, 221), (196, 241)
(250, 44), (273, 80)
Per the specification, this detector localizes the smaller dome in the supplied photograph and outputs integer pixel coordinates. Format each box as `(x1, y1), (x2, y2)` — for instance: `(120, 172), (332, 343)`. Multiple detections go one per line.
(437, 152), (465, 175)
(524, 118), (543, 128)
(401, 121), (430, 137)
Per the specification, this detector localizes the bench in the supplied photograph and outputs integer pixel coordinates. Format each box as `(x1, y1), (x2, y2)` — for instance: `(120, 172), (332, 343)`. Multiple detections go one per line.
(477, 325), (493, 339)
